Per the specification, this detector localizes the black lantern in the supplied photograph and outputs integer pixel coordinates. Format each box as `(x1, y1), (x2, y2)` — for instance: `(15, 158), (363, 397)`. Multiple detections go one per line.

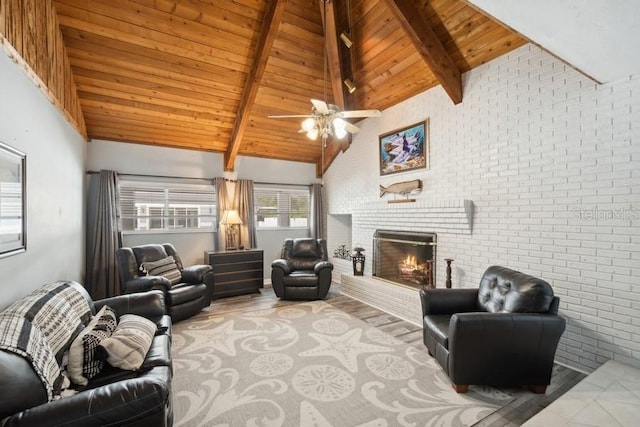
(352, 247), (365, 276)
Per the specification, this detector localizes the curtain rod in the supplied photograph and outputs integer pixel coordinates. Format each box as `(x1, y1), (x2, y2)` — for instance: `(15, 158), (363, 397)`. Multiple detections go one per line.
(86, 171), (319, 187)
(86, 170), (212, 183)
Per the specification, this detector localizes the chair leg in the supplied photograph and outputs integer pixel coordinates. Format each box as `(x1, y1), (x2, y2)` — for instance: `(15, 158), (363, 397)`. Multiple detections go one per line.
(453, 384), (469, 393)
(530, 385), (547, 394)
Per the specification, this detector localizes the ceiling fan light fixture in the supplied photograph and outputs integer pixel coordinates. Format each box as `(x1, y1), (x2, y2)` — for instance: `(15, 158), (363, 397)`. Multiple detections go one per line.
(307, 128), (319, 140)
(333, 118), (348, 139)
(340, 31), (353, 48)
(343, 78), (357, 93)
(301, 117), (316, 132)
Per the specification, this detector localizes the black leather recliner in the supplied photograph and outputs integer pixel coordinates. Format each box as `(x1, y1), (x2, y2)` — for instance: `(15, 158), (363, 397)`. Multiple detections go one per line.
(271, 238), (333, 300)
(116, 243), (214, 322)
(420, 265), (566, 393)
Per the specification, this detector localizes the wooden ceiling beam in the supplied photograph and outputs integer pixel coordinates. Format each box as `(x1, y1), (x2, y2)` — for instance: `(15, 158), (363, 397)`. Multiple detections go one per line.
(382, 0), (462, 104)
(317, 138), (343, 177)
(318, 0), (354, 175)
(319, 0), (345, 110)
(224, 0), (287, 171)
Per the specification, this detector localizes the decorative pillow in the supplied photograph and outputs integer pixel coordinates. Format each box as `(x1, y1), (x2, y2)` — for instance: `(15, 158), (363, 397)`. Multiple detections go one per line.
(140, 256), (181, 285)
(98, 314), (156, 371)
(67, 305), (117, 386)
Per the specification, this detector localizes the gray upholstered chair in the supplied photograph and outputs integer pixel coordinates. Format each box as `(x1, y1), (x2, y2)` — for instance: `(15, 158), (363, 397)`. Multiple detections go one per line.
(420, 265), (566, 393)
(271, 238), (333, 300)
(116, 243), (214, 322)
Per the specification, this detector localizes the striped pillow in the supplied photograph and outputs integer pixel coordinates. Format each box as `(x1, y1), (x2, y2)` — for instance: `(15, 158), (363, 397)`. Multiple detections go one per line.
(140, 256), (182, 285)
(98, 314), (156, 370)
(67, 305), (118, 386)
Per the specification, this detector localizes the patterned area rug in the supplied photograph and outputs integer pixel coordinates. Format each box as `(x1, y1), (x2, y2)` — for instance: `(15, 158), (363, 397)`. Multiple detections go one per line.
(172, 301), (512, 426)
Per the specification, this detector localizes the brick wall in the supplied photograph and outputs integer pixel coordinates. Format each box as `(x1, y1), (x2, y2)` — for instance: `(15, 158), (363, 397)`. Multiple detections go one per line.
(324, 44), (640, 373)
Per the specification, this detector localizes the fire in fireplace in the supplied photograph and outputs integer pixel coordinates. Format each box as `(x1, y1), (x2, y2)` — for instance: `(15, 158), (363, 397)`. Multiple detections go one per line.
(373, 230), (437, 289)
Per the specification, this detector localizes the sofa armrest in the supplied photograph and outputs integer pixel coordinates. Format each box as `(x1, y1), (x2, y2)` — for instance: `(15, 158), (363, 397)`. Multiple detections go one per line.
(314, 261), (334, 274)
(2, 370), (170, 427)
(420, 288), (478, 316)
(447, 312), (566, 385)
(95, 291), (167, 320)
(181, 264), (212, 283)
(271, 259), (291, 275)
(123, 276), (171, 294)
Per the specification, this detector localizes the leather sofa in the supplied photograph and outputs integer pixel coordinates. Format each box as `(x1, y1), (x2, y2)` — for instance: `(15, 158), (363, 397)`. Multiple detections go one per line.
(271, 238), (333, 300)
(0, 281), (173, 426)
(420, 265), (566, 393)
(116, 243), (214, 322)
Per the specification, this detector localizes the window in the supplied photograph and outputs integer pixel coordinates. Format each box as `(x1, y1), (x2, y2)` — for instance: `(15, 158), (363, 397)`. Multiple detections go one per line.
(119, 180), (216, 233)
(254, 184), (309, 229)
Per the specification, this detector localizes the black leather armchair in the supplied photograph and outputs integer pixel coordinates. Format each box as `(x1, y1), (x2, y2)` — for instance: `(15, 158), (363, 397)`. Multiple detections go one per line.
(420, 265), (566, 393)
(271, 238), (333, 300)
(116, 243), (214, 322)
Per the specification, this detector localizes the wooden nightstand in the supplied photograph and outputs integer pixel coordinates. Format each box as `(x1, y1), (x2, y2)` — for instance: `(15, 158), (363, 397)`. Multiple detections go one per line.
(204, 249), (264, 299)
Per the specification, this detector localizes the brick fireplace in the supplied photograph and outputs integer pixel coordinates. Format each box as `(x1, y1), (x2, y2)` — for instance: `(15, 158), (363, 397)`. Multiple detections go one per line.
(372, 230), (437, 289)
(329, 199), (474, 325)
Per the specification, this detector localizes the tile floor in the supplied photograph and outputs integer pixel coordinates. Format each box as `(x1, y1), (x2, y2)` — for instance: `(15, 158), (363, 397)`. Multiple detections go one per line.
(523, 360), (640, 427)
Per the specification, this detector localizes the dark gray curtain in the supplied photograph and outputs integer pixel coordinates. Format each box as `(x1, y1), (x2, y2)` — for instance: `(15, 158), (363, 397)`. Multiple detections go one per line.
(233, 179), (257, 249)
(86, 170), (122, 299)
(310, 183), (325, 239)
(214, 177), (230, 251)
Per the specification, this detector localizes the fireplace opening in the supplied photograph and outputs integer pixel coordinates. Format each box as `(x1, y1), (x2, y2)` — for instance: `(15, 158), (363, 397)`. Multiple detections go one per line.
(373, 230), (437, 289)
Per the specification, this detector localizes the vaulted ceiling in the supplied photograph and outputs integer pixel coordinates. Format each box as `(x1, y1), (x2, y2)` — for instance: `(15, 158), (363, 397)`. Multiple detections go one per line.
(53, 0), (526, 174)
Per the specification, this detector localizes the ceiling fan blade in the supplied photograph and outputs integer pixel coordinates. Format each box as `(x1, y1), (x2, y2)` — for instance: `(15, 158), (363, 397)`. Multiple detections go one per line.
(311, 99), (330, 114)
(268, 114), (314, 118)
(339, 109), (382, 118)
(344, 121), (360, 134)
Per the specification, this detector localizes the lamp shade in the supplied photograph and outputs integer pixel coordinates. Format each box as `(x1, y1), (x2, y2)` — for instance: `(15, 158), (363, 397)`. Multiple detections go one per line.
(220, 209), (243, 225)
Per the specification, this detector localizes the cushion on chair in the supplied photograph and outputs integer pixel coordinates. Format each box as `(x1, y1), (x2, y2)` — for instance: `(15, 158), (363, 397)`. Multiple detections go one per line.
(477, 266), (555, 313)
(168, 283), (208, 305)
(67, 305), (118, 386)
(292, 239), (319, 257)
(140, 256), (182, 285)
(132, 244), (169, 265)
(283, 271), (319, 287)
(98, 314), (156, 371)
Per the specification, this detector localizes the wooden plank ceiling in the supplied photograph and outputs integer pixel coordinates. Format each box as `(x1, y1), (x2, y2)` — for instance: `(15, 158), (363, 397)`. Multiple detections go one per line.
(54, 0), (525, 173)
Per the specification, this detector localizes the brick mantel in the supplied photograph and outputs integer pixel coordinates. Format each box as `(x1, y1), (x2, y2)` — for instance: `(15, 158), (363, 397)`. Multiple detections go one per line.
(348, 199), (474, 235)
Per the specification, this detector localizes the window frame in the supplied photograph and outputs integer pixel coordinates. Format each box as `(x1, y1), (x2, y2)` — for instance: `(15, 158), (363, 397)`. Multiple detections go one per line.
(254, 184), (310, 230)
(119, 179), (217, 235)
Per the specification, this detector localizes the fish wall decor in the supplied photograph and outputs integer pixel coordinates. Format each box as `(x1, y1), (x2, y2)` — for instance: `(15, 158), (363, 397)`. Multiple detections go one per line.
(379, 179), (422, 198)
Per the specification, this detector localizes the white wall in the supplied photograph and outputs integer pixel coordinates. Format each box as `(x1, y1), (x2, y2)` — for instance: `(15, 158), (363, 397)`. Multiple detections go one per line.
(0, 51), (86, 309)
(324, 44), (640, 373)
(87, 139), (319, 275)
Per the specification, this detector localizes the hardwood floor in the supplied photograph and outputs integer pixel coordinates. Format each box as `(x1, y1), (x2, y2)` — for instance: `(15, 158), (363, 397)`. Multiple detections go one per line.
(202, 285), (587, 426)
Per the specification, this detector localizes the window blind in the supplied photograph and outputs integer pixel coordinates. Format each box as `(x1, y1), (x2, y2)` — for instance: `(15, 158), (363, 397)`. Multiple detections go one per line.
(119, 180), (216, 232)
(254, 184), (310, 228)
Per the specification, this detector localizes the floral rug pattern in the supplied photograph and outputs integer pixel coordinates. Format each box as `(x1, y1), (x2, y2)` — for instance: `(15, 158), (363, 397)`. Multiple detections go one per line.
(172, 301), (512, 426)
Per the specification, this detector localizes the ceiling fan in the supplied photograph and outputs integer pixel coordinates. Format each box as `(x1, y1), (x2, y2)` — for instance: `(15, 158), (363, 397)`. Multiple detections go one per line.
(268, 99), (381, 141)
(267, 0), (381, 144)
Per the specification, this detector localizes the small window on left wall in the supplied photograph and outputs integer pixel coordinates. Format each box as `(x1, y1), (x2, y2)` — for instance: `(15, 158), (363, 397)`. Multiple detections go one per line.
(119, 179), (217, 233)
(0, 141), (26, 258)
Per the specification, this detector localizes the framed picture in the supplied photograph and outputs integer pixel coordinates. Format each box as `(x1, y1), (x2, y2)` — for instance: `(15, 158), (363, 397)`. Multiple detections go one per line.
(0, 141), (26, 258)
(379, 119), (429, 176)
